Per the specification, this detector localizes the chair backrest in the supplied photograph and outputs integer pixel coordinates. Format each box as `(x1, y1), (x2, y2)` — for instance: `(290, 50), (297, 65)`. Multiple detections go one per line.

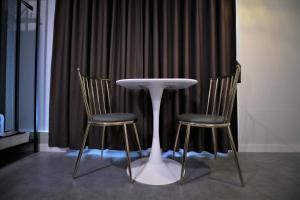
(77, 68), (112, 118)
(206, 64), (241, 123)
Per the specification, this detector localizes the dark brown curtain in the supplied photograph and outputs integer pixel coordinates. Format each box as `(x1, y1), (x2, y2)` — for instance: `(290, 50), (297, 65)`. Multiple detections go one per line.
(49, 0), (237, 152)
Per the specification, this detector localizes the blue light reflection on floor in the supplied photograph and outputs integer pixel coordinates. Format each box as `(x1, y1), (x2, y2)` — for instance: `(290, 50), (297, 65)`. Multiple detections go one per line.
(66, 148), (229, 159)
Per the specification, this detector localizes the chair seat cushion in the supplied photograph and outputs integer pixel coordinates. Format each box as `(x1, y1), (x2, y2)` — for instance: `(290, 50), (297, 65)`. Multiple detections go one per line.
(91, 113), (137, 122)
(177, 113), (225, 124)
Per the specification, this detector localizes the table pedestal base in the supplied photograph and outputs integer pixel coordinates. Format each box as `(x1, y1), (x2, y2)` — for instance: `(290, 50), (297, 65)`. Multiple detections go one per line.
(127, 158), (182, 185)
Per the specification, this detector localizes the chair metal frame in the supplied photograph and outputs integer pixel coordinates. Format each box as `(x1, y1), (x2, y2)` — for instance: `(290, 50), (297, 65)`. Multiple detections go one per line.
(73, 68), (142, 183)
(172, 65), (244, 186)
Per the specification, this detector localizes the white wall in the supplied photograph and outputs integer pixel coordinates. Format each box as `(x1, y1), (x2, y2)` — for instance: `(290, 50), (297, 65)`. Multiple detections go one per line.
(237, 0), (300, 152)
(37, 0), (55, 132)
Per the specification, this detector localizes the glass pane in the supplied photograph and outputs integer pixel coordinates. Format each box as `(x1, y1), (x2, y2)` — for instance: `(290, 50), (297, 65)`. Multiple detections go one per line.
(18, 0), (37, 132)
(5, 0), (17, 131)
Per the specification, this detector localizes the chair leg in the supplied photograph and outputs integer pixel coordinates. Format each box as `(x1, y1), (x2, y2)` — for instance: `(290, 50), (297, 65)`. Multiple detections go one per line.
(101, 126), (106, 159)
(132, 123), (143, 157)
(73, 123), (91, 178)
(180, 125), (191, 182)
(173, 122), (182, 160)
(123, 124), (133, 183)
(212, 128), (217, 160)
(227, 126), (245, 187)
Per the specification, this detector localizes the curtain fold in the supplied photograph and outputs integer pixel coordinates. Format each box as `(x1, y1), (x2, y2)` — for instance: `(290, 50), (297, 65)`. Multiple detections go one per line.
(49, 0), (237, 152)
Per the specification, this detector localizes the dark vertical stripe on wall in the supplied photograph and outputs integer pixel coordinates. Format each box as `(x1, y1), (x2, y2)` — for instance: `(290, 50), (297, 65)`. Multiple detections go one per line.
(34, 0), (41, 152)
(14, 0), (21, 131)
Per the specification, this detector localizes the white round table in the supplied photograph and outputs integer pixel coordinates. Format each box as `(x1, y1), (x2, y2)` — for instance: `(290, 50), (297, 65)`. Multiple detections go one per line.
(116, 78), (198, 185)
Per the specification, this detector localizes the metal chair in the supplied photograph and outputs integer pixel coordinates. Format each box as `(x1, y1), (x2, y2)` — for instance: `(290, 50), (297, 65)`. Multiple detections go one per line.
(73, 68), (142, 183)
(173, 65), (244, 186)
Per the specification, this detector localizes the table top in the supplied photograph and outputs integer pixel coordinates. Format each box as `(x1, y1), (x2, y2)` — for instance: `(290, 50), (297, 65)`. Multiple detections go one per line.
(116, 78), (198, 90)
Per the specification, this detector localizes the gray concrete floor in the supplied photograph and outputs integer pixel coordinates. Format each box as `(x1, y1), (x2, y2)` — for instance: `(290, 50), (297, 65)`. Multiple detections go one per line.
(0, 151), (299, 200)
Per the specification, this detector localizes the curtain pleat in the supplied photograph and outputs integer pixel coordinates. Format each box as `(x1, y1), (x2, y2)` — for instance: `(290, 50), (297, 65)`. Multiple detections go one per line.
(49, 0), (237, 152)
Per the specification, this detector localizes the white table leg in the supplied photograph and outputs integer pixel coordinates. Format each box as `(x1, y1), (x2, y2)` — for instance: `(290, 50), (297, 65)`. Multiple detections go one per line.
(148, 86), (164, 164)
(128, 86), (182, 185)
